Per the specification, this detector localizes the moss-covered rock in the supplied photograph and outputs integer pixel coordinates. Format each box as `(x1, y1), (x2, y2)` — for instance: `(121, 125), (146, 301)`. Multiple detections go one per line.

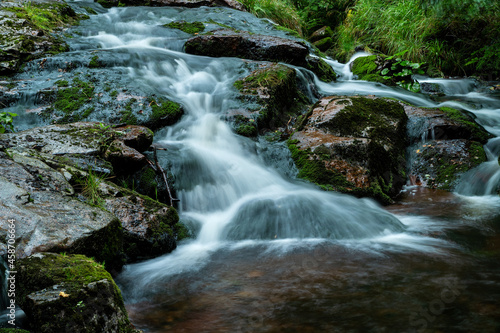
(36, 74), (184, 129)
(352, 54), (428, 92)
(305, 56), (337, 82)
(16, 253), (139, 333)
(404, 103), (492, 191)
(313, 37), (333, 52)
(289, 96), (408, 204)
(408, 140), (487, 190)
(0, 0), (85, 75)
(96, 179), (190, 262)
(233, 63), (309, 133)
(309, 26), (334, 43)
(147, 97), (184, 129)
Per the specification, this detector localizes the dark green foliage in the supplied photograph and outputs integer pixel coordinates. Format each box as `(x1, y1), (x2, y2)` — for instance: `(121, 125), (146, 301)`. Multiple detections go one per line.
(335, 0), (500, 78)
(236, 124), (258, 137)
(352, 52), (425, 91)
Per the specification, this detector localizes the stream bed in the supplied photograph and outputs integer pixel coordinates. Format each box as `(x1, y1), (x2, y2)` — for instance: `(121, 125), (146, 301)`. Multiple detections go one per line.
(3, 1), (500, 332)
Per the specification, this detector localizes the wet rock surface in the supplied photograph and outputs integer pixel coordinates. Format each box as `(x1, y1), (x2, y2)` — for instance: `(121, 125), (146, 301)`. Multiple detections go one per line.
(185, 29), (309, 66)
(289, 96), (408, 204)
(17, 253), (140, 333)
(405, 105), (491, 190)
(229, 63), (308, 136)
(0, 122), (186, 267)
(0, 0), (82, 75)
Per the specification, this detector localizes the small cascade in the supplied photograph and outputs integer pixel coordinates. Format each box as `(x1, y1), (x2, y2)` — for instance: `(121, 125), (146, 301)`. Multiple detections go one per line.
(323, 51), (371, 80)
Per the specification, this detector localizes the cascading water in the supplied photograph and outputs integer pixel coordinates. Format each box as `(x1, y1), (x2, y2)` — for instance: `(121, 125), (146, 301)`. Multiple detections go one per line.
(4, 2), (500, 331)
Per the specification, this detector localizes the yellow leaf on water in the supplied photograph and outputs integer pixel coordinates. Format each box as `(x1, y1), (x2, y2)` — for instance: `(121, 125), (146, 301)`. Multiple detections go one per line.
(59, 291), (70, 298)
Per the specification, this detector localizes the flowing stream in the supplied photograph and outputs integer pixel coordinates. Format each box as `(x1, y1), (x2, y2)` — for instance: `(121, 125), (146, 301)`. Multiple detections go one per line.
(4, 2), (500, 332)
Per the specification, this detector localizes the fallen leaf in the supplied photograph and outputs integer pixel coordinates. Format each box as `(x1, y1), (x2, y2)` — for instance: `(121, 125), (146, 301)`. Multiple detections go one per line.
(59, 291), (70, 298)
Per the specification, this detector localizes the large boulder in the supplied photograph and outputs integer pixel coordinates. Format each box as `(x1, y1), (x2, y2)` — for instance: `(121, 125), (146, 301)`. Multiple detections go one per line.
(230, 63), (308, 136)
(0, 122), (153, 174)
(289, 96), (408, 204)
(0, 149), (124, 271)
(16, 253), (140, 333)
(185, 29), (309, 66)
(92, 179), (189, 262)
(0, 122), (188, 267)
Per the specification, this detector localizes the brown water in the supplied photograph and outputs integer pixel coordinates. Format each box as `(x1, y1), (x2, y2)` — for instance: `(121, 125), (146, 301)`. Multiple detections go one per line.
(123, 189), (500, 333)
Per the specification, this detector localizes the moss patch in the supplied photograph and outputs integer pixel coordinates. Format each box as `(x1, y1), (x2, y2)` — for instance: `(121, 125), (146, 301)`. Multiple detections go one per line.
(439, 107), (493, 144)
(53, 78), (95, 122)
(147, 98), (183, 129)
(235, 63), (306, 130)
(164, 21), (205, 34)
(88, 55), (101, 68)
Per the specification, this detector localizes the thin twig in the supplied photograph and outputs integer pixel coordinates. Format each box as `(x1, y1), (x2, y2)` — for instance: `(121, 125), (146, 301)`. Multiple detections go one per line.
(152, 146), (176, 206)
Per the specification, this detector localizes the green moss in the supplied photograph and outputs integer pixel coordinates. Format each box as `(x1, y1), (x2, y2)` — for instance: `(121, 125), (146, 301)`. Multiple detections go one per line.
(313, 37), (333, 51)
(120, 99), (138, 125)
(5, 1), (79, 32)
(16, 253), (132, 332)
(352, 55), (378, 76)
(149, 98), (183, 125)
(288, 139), (352, 188)
(305, 57), (337, 82)
(204, 19), (233, 30)
(54, 78), (94, 123)
(82, 6), (98, 15)
(110, 90), (119, 98)
(55, 79), (69, 87)
(439, 107), (493, 143)
(0, 329), (31, 333)
(139, 167), (158, 196)
(88, 55), (100, 68)
(164, 21), (205, 34)
(236, 124), (258, 137)
(96, 0), (115, 8)
(323, 97), (405, 137)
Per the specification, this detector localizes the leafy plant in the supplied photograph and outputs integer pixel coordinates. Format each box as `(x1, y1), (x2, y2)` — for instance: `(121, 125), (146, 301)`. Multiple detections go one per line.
(0, 112), (17, 134)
